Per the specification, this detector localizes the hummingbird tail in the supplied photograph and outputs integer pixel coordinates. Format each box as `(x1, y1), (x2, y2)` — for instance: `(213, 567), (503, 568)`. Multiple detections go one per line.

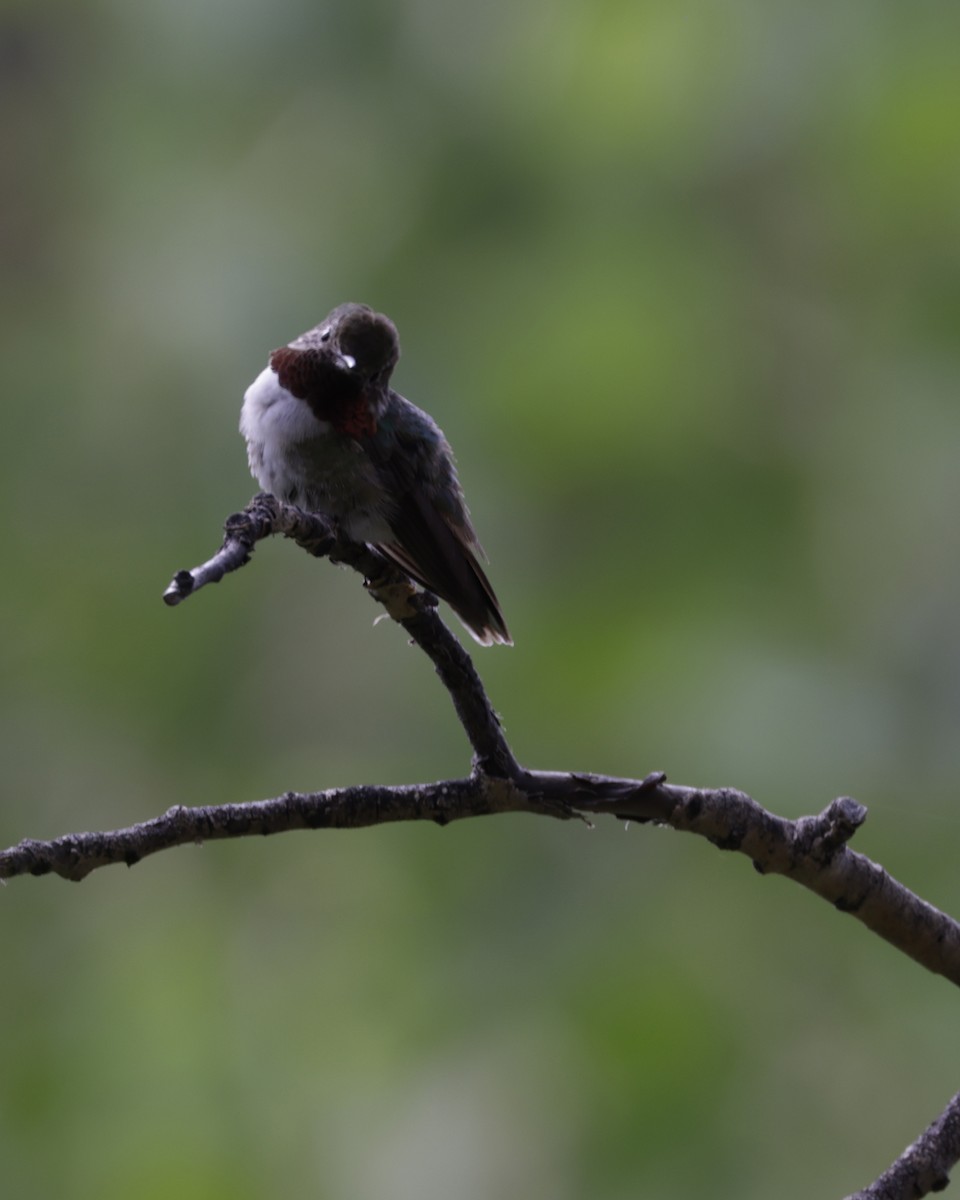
(376, 540), (511, 648)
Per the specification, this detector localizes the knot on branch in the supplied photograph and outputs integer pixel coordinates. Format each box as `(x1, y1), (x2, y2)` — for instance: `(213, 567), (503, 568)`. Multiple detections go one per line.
(225, 493), (282, 540)
(794, 795), (867, 866)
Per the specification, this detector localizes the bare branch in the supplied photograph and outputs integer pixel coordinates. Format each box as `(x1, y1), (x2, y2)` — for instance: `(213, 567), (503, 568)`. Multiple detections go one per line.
(3, 494), (957, 1198)
(162, 494), (335, 604)
(0, 777), (509, 882)
(4, 765), (959, 995)
(844, 1090), (960, 1199)
(163, 495), (518, 777)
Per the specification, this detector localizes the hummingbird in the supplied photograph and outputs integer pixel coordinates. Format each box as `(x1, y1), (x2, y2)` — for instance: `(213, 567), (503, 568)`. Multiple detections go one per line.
(240, 302), (511, 646)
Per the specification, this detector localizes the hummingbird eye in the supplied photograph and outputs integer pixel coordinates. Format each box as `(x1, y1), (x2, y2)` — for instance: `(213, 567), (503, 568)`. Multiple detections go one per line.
(320, 331), (330, 343)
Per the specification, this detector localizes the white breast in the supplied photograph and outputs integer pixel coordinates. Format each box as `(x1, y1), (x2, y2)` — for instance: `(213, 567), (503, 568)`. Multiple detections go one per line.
(240, 366), (331, 496)
(240, 366), (329, 445)
(238, 363), (394, 543)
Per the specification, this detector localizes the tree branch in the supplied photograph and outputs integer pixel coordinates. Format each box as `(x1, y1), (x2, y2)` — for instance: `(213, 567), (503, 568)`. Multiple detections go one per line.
(844, 1090), (960, 1199)
(163, 494), (518, 777)
(3, 493), (958, 1198)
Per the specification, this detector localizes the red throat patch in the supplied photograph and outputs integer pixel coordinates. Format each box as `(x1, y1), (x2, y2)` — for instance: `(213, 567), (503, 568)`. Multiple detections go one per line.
(339, 397), (378, 439)
(269, 345), (378, 438)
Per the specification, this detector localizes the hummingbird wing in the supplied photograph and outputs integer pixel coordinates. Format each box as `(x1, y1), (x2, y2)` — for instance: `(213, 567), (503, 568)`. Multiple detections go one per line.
(367, 394), (511, 646)
(377, 489), (511, 646)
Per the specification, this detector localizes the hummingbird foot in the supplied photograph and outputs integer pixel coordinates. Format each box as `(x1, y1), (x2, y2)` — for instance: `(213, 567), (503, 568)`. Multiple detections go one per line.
(363, 574), (424, 624)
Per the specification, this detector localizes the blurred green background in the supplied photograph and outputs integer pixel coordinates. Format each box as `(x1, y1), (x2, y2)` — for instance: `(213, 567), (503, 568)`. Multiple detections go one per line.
(2, 0), (959, 1196)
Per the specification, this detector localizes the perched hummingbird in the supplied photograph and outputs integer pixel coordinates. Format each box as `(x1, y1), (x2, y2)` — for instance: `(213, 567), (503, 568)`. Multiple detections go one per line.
(240, 303), (511, 646)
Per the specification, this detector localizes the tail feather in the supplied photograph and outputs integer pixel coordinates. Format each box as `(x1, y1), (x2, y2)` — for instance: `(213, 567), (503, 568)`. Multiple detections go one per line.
(377, 540), (511, 646)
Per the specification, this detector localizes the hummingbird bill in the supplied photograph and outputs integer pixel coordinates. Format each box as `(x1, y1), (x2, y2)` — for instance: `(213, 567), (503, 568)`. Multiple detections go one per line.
(240, 303), (511, 646)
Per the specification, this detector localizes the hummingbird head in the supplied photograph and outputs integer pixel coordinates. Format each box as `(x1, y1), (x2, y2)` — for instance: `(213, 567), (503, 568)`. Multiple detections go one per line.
(270, 304), (400, 438)
(287, 303), (400, 383)
(328, 303), (400, 384)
